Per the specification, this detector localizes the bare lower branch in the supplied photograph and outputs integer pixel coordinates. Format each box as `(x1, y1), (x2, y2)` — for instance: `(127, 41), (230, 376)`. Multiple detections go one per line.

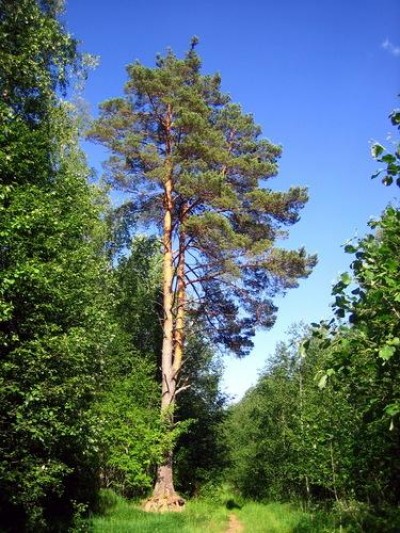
(175, 384), (191, 396)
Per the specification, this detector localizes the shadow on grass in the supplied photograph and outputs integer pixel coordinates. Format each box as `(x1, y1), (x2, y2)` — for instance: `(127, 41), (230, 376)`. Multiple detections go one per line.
(225, 498), (242, 510)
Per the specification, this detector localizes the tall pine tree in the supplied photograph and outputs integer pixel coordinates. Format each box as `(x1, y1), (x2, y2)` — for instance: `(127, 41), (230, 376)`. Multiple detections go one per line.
(89, 41), (316, 509)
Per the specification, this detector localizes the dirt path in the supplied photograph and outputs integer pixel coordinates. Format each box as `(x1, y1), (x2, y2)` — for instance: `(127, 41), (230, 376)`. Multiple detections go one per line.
(226, 513), (244, 533)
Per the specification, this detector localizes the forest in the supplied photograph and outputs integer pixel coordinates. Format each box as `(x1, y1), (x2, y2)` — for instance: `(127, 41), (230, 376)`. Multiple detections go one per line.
(0, 1), (399, 531)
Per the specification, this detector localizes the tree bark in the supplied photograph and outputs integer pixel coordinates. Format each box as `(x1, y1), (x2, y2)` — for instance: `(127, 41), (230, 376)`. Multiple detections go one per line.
(144, 106), (185, 512)
(174, 204), (187, 381)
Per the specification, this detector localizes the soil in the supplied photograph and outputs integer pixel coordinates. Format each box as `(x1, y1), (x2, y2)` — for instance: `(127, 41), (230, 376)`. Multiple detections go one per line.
(226, 513), (244, 533)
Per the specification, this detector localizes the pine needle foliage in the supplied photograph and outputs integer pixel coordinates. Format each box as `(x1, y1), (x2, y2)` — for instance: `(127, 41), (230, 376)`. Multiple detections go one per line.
(89, 41), (316, 356)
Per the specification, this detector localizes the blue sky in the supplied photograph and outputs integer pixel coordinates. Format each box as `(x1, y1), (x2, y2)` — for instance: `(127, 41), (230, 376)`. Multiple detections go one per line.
(65, 0), (399, 400)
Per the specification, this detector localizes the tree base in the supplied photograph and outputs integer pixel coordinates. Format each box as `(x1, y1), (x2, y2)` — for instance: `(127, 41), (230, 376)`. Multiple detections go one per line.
(142, 494), (185, 513)
(144, 459), (185, 512)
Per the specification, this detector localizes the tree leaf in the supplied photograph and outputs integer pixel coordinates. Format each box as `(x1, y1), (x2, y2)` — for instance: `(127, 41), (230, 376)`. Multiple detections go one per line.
(340, 272), (352, 286)
(371, 143), (384, 159)
(344, 244), (357, 254)
(385, 403), (400, 417)
(378, 345), (396, 361)
(318, 374), (328, 389)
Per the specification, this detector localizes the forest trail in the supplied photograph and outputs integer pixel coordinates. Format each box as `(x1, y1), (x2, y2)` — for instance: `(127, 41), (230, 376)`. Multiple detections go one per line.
(226, 513), (244, 532)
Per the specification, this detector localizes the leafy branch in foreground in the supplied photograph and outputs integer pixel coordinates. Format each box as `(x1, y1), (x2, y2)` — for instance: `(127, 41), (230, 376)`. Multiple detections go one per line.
(371, 108), (400, 187)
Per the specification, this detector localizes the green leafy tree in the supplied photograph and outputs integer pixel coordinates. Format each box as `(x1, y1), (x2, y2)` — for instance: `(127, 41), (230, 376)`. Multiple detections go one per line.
(95, 237), (163, 498)
(330, 112), (399, 452)
(225, 355), (299, 501)
(226, 327), (357, 504)
(371, 108), (400, 187)
(296, 334), (356, 503)
(0, 1), (112, 528)
(309, 110), (400, 506)
(315, 206), (400, 505)
(96, 361), (162, 498)
(174, 329), (228, 497)
(113, 236), (163, 359)
(89, 41), (316, 509)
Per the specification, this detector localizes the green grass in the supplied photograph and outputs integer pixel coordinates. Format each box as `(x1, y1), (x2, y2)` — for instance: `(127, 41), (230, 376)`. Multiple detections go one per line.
(89, 490), (400, 532)
(89, 490), (314, 533)
(234, 502), (310, 533)
(90, 497), (314, 533)
(90, 491), (229, 532)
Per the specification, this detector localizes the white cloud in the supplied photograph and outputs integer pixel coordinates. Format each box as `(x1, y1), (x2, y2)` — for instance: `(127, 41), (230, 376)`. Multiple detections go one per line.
(381, 38), (400, 57)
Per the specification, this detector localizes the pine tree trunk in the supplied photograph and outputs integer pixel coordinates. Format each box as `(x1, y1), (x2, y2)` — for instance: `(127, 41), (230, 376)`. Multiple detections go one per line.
(143, 110), (184, 512)
(174, 205), (187, 379)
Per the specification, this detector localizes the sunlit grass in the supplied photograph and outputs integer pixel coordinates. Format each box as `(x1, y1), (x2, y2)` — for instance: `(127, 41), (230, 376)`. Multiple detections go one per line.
(90, 491), (229, 533)
(234, 502), (308, 533)
(92, 489), (394, 532)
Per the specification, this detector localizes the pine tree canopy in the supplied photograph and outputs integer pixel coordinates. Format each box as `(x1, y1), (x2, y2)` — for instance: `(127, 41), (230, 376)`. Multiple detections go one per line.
(89, 42), (317, 356)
